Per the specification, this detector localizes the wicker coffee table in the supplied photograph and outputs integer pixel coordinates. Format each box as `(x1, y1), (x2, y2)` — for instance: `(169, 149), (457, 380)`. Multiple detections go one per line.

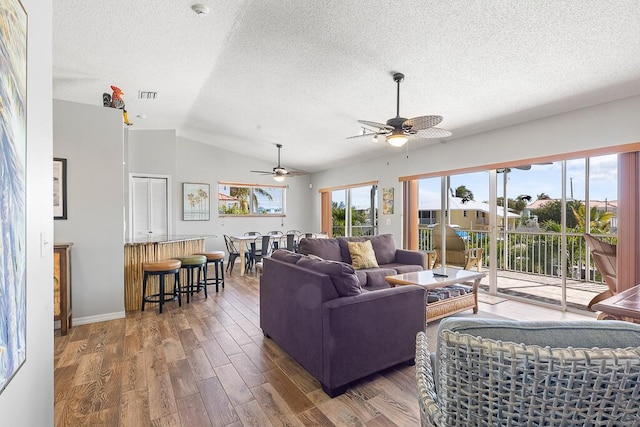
(386, 267), (486, 322)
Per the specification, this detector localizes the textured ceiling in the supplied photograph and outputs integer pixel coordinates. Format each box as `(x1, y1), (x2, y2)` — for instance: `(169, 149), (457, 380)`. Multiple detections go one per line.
(53, 1), (640, 173)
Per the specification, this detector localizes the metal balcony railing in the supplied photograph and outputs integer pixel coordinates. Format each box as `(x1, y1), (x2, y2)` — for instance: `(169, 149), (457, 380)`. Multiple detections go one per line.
(418, 226), (616, 285)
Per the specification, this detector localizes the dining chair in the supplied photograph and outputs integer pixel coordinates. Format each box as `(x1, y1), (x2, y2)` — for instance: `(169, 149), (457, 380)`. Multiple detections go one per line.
(247, 235), (272, 274)
(267, 230), (284, 250)
(224, 235), (247, 274)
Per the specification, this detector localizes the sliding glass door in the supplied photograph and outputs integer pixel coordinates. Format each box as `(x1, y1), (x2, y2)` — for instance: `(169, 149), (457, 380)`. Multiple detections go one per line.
(331, 185), (378, 237)
(416, 154), (617, 311)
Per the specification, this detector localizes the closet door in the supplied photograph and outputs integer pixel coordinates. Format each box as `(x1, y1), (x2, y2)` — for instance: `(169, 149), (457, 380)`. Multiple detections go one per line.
(132, 176), (168, 237)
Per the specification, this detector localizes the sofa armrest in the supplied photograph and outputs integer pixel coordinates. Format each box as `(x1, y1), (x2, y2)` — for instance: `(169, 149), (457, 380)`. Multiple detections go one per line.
(321, 285), (426, 391)
(395, 249), (428, 269)
(438, 318), (640, 349)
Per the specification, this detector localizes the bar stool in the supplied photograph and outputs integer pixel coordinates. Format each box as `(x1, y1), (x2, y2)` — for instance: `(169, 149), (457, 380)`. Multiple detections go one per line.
(174, 255), (207, 303)
(141, 259), (181, 314)
(196, 251), (225, 293)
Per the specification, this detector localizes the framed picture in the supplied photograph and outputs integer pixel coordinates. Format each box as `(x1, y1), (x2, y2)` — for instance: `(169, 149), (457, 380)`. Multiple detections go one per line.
(0, 0), (27, 395)
(383, 187), (394, 215)
(53, 158), (67, 219)
(183, 182), (210, 221)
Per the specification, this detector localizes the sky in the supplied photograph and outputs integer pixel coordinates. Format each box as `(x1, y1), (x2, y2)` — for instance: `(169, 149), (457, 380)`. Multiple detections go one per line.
(419, 153), (618, 208)
(317, 154), (618, 210)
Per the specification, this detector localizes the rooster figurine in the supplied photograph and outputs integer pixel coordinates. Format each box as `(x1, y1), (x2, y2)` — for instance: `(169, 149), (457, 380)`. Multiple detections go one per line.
(102, 85), (133, 126)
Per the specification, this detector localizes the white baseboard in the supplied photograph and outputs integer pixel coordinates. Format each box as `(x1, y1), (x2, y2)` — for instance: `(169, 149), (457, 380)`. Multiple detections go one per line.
(67, 311), (126, 327)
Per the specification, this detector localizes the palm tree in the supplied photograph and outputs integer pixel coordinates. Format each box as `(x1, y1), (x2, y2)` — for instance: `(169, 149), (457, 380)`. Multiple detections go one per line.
(455, 185), (474, 201)
(197, 188), (209, 218)
(230, 187), (273, 214)
(537, 192), (551, 200)
(570, 204), (615, 233)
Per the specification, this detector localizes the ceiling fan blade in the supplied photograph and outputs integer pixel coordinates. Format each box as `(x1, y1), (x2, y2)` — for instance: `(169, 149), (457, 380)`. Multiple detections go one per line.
(357, 120), (394, 132)
(347, 132), (383, 139)
(250, 170), (275, 174)
(403, 115), (443, 130)
(285, 170), (307, 176)
(411, 127), (453, 139)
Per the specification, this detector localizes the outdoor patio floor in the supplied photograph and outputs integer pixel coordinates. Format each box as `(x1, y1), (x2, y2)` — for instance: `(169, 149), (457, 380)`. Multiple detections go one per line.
(476, 268), (608, 313)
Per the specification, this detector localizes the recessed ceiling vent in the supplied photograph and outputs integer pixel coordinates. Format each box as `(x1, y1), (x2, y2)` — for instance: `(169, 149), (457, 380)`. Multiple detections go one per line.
(138, 91), (158, 100)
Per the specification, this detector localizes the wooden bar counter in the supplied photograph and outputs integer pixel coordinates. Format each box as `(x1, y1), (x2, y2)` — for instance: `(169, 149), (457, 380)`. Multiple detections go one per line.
(124, 235), (208, 312)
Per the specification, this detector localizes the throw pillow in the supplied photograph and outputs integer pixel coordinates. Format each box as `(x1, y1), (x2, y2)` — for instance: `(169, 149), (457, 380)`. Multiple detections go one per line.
(270, 249), (304, 264)
(348, 240), (379, 269)
(368, 234), (397, 265)
(297, 238), (343, 261)
(296, 256), (361, 296)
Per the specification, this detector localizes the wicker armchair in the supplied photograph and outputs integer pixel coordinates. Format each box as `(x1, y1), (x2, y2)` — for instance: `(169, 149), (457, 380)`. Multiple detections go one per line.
(416, 318), (640, 426)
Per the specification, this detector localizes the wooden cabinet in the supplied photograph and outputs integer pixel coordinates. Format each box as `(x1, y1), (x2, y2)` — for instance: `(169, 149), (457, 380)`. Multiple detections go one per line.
(54, 243), (73, 335)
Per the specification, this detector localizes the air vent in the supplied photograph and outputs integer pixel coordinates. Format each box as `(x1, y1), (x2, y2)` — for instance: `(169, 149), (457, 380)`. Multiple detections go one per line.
(138, 91), (158, 100)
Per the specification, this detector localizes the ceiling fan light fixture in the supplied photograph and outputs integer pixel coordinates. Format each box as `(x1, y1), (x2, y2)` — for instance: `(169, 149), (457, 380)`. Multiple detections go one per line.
(387, 133), (408, 147)
(273, 174), (285, 182)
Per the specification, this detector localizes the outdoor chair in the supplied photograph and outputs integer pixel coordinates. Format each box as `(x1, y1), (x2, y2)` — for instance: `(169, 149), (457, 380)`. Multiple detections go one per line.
(584, 233), (617, 308)
(432, 225), (482, 271)
(416, 318), (640, 426)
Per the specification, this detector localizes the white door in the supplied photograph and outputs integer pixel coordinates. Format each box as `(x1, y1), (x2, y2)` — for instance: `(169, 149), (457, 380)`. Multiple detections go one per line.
(131, 176), (168, 238)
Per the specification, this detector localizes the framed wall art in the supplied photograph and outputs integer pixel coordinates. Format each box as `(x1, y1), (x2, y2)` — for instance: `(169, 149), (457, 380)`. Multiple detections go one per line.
(183, 182), (210, 221)
(53, 158), (67, 219)
(0, 0), (27, 394)
(383, 187), (394, 215)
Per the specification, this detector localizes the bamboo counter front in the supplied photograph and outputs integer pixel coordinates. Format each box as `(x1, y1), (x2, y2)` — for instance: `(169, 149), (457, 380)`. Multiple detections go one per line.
(124, 235), (208, 312)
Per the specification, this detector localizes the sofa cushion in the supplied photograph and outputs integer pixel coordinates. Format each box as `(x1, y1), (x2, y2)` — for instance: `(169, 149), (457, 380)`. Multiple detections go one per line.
(298, 238), (343, 262)
(367, 234), (397, 265)
(358, 268), (397, 290)
(337, 234), (398, 265)
(354, 270), (367, 286)
(296, 256), (361, 297)
(348, 240), (379, 269)
(271, 249), (304, 264)
(381, 263), (423, 274)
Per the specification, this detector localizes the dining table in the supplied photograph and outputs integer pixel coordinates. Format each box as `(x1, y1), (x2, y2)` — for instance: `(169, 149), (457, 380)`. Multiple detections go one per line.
(230, 232), (329, 276)
(229, 234), (281, 276)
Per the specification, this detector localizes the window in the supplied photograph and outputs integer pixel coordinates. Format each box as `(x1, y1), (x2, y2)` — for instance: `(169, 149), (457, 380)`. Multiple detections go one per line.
(218, 182), (285, 216)
(319, 181), (378, 237)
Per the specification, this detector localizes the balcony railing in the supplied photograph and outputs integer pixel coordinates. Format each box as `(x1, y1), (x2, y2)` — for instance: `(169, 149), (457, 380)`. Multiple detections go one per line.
(418, 226), (616, 285)
(332, 225), (376, 237)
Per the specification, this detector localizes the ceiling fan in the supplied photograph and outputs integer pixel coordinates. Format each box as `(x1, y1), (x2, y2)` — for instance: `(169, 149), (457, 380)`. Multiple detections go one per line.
(250, 144), (306, 182)
(348, 72), (452, 147)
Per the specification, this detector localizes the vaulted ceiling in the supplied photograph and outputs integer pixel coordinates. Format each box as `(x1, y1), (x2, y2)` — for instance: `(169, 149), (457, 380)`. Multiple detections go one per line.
(53, 1), (640, 173)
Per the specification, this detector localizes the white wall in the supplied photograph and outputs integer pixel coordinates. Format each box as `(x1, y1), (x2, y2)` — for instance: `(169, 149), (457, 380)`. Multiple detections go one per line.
(53, 100), (125, 323)
(0, 1), (54, 424)
(126, 131), (314, 252)
(310, 95), (640, 244)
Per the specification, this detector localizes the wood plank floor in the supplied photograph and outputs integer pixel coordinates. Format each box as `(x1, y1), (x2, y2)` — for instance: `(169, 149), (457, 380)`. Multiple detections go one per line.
(54, 271), (592, 426)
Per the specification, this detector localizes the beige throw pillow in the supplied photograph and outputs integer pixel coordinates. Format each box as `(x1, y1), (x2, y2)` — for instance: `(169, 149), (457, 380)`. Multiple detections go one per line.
(347, 240), (379, 269)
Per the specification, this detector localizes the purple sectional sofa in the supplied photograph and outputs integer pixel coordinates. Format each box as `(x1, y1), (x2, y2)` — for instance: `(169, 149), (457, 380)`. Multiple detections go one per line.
(259, 245), (427, 397)
(298, 234), (428, 289)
